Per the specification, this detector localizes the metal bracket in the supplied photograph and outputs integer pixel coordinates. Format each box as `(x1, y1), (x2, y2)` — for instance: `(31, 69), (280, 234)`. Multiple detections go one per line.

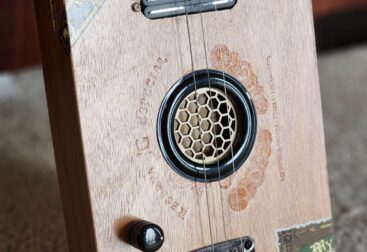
(192, 236), (255, 252)
(141, 0), (237, 19)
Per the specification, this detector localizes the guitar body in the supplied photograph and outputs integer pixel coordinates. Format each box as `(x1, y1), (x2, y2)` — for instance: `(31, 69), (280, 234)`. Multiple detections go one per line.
(35, 0), (333, 251)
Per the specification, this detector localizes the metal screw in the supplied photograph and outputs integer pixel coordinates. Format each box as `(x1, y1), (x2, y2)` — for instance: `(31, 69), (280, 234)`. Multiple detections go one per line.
(244, 240), (253, 251)
(131, 2), (142, 12)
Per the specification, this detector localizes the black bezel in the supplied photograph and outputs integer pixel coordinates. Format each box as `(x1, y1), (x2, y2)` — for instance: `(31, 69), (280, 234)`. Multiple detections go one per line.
(157, 69), (257, 182)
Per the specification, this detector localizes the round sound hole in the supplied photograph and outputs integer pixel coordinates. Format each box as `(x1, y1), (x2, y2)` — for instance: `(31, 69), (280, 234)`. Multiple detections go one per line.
(174, 88), (237, 165)
(157, 69), (256, 182)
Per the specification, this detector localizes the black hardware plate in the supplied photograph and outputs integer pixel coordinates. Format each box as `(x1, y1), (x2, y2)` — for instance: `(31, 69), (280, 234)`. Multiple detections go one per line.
(192, 236), (255, 252)
(142, 0), (237, 19)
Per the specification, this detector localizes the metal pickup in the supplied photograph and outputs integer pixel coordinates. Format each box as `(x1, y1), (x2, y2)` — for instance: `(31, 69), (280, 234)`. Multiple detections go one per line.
(192, 236), (255, 252)
(142, 0), (237, 19)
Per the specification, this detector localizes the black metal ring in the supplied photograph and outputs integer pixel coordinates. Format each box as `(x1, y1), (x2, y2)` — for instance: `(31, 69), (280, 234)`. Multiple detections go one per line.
(157, 69), (257, 182)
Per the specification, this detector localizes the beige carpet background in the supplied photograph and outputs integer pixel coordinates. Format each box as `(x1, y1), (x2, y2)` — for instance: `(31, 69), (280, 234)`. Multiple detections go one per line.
(0, 45), (366, 251)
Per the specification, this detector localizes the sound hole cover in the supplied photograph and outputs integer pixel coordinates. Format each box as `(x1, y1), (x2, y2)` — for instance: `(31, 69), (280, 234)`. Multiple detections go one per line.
(157, 69), (256, 182)
(174, 87), (237, 165)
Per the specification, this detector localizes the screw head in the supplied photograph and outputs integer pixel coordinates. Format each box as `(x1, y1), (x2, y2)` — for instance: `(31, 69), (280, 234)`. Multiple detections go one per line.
(244, 240), (253, 250)
(131, 2), (142, 12)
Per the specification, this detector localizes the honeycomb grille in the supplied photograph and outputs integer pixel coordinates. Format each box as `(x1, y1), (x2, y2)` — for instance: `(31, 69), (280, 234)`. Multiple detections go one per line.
(174, 88), (237, 165)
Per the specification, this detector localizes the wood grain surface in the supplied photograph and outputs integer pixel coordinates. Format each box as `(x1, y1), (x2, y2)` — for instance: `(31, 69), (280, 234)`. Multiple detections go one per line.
(35, 0), (332, 251)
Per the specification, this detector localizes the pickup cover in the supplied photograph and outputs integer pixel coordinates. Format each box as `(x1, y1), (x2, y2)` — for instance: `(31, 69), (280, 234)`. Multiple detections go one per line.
(142, 0), (237, 19)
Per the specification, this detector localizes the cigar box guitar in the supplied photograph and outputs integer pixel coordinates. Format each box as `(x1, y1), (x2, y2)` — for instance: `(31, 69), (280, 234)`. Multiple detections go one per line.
(35, 0), (334, 251)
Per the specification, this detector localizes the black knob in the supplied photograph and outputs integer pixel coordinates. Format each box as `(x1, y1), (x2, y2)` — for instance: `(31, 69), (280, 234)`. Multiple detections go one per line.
(129, 220), (164, 252)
